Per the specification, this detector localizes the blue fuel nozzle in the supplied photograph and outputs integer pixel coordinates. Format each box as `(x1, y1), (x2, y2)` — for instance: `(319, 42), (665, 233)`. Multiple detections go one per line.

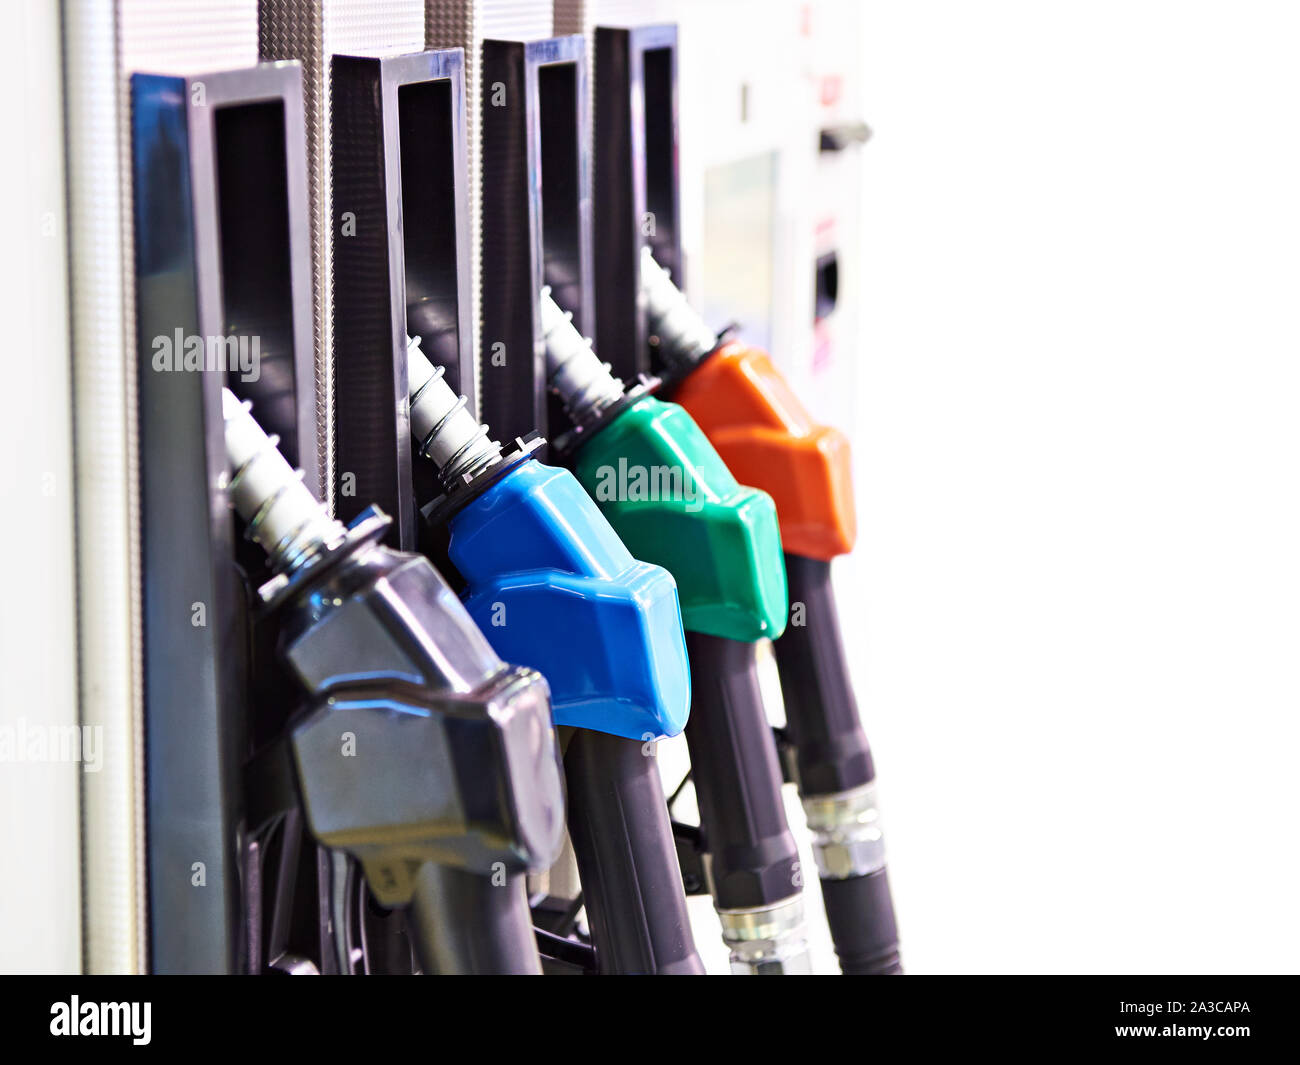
(406, 336), (691, 741)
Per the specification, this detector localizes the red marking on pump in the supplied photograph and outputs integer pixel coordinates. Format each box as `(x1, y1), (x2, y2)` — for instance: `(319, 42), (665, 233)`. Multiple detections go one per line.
(813, 324), (833, 373)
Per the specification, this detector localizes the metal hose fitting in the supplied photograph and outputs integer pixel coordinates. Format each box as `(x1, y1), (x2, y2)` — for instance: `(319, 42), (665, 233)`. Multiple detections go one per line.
(639, 247), (719, 369)
(222, 388), (343, 573)
(802, 782), (887, 881)
(539, 287), (625, 426)
(406, 335), (503, 490)
(716, 894), (813, 975)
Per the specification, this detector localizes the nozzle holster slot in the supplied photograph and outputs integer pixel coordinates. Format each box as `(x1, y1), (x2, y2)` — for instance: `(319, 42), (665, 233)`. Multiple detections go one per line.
(131, 62), (319, 974)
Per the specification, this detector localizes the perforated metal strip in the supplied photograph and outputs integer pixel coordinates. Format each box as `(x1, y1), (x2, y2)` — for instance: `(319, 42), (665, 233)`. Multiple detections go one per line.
(552, 0), (593, 242)
(481, 0), (553, 40)
(425, 0), (483, 418)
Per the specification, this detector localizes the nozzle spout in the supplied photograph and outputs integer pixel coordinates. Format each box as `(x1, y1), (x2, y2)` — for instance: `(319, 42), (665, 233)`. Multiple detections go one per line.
(406, 335), (503, 489)
(639, 247), (719, 368)
(539, 286), (624, 426)
(222, 388), (342, 572)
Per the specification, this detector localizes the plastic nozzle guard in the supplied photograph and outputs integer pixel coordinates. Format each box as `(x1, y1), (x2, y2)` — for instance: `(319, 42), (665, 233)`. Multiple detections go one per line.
(444, 459), (692, 742)
(671, 340), (857, 562)
(569, 394), (789, 642)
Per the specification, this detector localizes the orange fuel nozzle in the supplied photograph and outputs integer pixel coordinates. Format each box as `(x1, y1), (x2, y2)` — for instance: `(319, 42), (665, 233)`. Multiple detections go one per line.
(672, 341), (856, 561)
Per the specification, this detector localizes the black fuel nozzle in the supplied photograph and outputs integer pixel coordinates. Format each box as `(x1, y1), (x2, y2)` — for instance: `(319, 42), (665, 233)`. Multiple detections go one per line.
(223, 389), (566, 974)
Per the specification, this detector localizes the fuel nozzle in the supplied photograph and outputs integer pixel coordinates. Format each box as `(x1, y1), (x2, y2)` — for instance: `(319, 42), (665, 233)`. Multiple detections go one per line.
(403, 336), (690, 743)
(538, 289), (786, 643)
(223, 389), (565, 974)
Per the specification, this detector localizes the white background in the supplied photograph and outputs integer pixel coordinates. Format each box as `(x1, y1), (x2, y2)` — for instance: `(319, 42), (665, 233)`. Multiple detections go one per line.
(837, 0), (1300, 973)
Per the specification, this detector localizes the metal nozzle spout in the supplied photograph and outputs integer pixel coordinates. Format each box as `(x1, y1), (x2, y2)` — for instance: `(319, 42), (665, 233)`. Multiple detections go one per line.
(221, 387), (342, 573)
(406, 334), (503, 489)
(639, 247), (719, 368)
(539, 286), (625, 425)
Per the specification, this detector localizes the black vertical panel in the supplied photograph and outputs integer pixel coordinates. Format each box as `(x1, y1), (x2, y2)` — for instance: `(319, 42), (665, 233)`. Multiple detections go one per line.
(330, 49), (474, 549)
(399, 79), (461, 391)
(479, 35), (591, 449)
(593, 28), (638, 379)
(330, 55), (410, 546)
(641, 44), (681, 281)
(536, 56), (589, 440)
(537, 62), (582, 318)
(214, 101), (299, 464)
(397, 72), (465, 512)
(593, 25), (682, 380)
(480, 38), (546, 445)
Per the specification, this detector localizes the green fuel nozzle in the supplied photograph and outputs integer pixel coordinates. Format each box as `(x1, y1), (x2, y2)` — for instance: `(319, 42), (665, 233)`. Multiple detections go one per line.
(539, 289), (788, 642)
